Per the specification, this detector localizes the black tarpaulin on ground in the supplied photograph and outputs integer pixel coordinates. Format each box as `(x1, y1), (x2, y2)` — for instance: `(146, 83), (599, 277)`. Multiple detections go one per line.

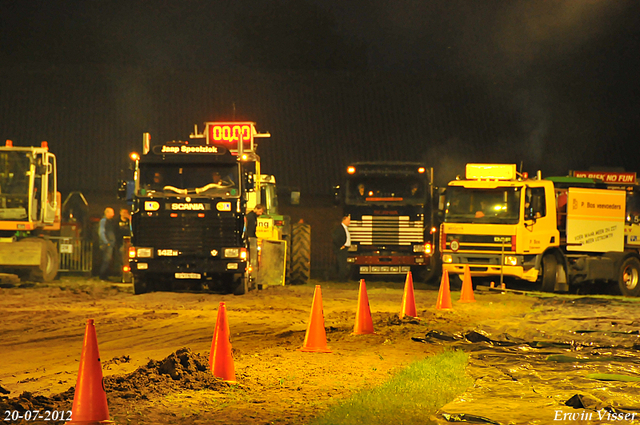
(418, 296), (640, 425)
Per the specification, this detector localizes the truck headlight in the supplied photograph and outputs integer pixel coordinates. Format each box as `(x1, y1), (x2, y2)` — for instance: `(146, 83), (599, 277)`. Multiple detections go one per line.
(145, 201), (160, 211)
(442, 254), (452, 263)
(413, 243), (432, 254)
(224, 248), (247, 259)
(137, 248), (152, 258)
(504, 256), (518, 266)
(224, 248), (240, 258)
(348, 245), (357, 252)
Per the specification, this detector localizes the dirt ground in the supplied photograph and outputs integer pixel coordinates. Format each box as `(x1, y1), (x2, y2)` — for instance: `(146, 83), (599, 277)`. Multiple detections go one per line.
(18, 275), (640, 424)
(4, 276), (640, 425)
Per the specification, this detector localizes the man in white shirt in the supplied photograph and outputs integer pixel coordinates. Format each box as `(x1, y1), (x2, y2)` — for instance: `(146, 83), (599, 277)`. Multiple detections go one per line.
(332, 214), (351, 282)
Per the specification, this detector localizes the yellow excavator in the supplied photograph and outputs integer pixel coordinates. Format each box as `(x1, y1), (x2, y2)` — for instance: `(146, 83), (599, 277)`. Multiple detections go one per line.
(0, 140), (60, 282)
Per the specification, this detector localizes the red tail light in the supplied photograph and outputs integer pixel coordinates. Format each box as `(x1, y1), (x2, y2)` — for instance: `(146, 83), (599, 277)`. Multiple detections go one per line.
(511, 235), (516, 251)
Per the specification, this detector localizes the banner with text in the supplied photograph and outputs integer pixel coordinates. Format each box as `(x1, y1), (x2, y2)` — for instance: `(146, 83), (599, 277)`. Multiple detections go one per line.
(566, 188), (625, 252)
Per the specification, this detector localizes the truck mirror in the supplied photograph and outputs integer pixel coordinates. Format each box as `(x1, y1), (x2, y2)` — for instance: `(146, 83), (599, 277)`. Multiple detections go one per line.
(333, 185), (341, 206)
(246, 173), (255, 190)
(117, 179), (128, 201)
(290, 190), (300, 205)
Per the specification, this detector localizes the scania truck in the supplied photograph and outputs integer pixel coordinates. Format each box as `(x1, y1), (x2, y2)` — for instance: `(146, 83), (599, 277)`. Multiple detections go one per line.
(335, 162), (439, 281)
(124, 122), (270, 295)
(441, 164), (640, 296)
(123, 122), (309, 294)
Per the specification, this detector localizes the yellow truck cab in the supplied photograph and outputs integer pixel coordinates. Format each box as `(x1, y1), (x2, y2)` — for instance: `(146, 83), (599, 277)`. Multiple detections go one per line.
(441, 164), (640, 297)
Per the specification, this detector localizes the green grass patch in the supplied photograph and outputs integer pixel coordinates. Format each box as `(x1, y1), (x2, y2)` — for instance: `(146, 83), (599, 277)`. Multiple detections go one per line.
(311, 350), (472, 425)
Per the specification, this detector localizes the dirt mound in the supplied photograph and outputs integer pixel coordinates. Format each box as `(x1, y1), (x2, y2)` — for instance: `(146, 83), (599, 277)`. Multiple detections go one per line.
(0, 389), (72, 419)
(0, 348), (228, 423)
(105, 347), (229, 400)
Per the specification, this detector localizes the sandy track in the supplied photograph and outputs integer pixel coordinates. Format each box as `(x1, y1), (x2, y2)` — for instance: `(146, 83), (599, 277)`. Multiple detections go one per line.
(0, 277), (535, 424)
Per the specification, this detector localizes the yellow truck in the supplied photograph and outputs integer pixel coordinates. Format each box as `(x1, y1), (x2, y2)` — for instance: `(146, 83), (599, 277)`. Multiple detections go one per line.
(441, 164), (640, 296)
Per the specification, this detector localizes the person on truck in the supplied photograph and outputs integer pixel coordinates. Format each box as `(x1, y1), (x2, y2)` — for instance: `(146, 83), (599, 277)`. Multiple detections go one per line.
(148, 171), (163, 191)
(475, 200), (489, 218)
(357, 183), (366, 198)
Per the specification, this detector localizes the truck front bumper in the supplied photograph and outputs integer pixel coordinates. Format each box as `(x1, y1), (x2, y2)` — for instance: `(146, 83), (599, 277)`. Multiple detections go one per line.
(130, 257), (247, 279)
(442, 258), (539, 282)
(349, 254), (430, 275)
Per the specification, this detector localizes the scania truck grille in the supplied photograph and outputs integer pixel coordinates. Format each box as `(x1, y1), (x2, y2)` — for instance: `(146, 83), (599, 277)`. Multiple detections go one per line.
(349, 216), (424, 245)
(135, 215), (239, 252)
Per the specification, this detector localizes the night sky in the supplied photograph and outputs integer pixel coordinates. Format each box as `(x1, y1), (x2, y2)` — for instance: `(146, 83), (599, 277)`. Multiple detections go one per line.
(2, 0), (640, 190)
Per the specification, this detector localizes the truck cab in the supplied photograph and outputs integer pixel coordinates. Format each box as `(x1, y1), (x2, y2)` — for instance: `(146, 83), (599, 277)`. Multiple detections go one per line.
(127, 122), (262, 294)
(336, 162), (438, 281)
(441, 164), (559, 287)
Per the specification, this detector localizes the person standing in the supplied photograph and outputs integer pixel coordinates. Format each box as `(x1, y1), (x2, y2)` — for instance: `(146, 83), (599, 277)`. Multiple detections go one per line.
(245, 204), (265, 240)
(98, 207), (116, 281)
(114, 208), (131, 275)
(332, 214), (351, 282)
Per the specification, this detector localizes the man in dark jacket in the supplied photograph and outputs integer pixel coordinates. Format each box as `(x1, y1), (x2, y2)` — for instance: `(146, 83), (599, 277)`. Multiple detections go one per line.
(98, 207), (116, 280)
(332, 214), (351, 282)
(245, 204), (265, 240)
(114, 208), (131, 276)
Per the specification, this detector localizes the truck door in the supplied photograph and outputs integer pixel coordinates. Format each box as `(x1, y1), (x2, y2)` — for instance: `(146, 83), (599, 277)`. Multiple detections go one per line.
(43, 153), (57, 224)
(522, 186), (558, 253)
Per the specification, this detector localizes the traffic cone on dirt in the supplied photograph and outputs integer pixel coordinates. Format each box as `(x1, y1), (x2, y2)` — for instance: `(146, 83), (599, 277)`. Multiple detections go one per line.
(209, 302), (236, 383)
(435, 270), (453, 310)
(300, 285), (332, 352)
(67, 319), (113, 425)
(353, 279), (374, 335)
(459, 265), (476, 303)
(400, 271), (418, 318)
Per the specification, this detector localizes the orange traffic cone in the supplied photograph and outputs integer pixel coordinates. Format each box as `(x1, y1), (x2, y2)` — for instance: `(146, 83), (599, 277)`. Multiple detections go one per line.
(300, 285), (332, 352)
(353, 279), (374, 335)
(436, 270), (453, 310)
(67, 319), (113, 425)
(459, 265), (476, 303)
(209, 302), (236, 383)
(400, 271), (418, 318)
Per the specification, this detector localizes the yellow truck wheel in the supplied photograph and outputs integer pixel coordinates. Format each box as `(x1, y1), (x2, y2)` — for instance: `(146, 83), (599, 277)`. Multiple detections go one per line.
(618, 257), (640, 297)
(540, 254), (557, 293)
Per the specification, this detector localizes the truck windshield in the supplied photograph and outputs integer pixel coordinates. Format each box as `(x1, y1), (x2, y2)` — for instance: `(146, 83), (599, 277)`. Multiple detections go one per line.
(444, 186), (521, 224)
(139, 164), (240, 197)
(346, 176), (425, 205)
(0, 151), (31, 220)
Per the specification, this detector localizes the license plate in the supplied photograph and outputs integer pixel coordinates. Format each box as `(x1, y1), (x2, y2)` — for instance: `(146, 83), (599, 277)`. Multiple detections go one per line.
(60, 244), (73, 254)
(175, 272), (201, 279)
